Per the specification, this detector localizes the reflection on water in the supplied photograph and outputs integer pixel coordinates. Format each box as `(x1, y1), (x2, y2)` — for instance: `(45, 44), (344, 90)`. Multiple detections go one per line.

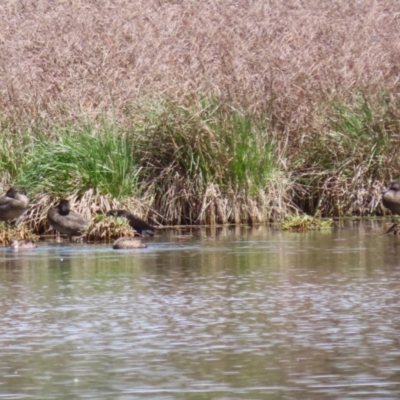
(1, 220), (400, 399)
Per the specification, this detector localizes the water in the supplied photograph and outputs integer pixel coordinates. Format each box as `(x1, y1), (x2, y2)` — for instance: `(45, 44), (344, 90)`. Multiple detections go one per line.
(1, 220), (400, 399)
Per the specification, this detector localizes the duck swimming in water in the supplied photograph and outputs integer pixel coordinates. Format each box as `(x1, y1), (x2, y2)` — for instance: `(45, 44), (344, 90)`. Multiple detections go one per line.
(106, 210), (155, 236)
(0, 188), (29, 223)
(47, 199), (90, 241)
(112, 236), (147, 249)
(8, 238), (37, 250)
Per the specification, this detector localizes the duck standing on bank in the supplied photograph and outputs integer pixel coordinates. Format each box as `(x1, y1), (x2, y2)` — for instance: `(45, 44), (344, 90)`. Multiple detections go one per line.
(106, 210), (155, 236)
(0, 188), (29, 223)
(47, 199), (90, 241)
(382, 181), (400, 215)
(381, 181), (400, 234)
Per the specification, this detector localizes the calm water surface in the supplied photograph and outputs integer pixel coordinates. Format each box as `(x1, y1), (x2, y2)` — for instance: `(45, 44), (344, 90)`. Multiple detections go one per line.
(1, 220), (400, 399)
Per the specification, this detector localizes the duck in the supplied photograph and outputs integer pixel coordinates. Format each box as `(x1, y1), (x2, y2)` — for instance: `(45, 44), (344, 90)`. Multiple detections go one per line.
(47, 199), (90, 241)
(112, 236), (147, 249)
(381, 181), (400, 234)
(382, 181), (400, 215)
(0, 188), (29, 223)
(106, 210), (155, 236)
(8, 238), (37, 250)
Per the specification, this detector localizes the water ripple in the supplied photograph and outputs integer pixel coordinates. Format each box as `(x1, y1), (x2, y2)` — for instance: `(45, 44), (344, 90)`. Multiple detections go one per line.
(0, 223), (399, 398)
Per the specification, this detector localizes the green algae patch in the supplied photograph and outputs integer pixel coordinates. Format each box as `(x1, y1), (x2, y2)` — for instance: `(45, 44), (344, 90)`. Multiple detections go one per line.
(281, 216), (333, 232)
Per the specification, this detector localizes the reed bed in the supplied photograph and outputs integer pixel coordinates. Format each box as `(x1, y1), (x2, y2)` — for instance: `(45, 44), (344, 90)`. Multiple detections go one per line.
(0, 0), (399, 230)
(1, 0), (399, 126)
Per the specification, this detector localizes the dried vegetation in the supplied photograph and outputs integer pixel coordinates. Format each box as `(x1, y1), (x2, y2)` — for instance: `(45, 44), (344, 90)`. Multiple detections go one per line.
(0, 223), (38, 245)
(0, 0), (400, 229)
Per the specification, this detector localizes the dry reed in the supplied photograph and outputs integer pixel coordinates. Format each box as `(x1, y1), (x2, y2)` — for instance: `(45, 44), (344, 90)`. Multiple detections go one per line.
(0, 0), (399, 130)
(0, 223), (38, 245)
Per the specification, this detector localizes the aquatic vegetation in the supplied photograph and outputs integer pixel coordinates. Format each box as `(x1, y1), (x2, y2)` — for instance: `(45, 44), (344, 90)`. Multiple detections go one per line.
(291, 95), (396, 217)
(281, 216), (333, 232)
(0, 223), (38, 245)
(86, 214), (134, 242)
(0, 95), (396, 231)
(0, 1), (399, 228)
(134, 99), (285, 224)
(16, 125), (142, 199)
(106, 210), (155, 236)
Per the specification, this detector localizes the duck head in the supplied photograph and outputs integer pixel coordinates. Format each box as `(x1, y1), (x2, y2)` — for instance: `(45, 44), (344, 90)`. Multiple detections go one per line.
(57, 199), (71, 216)
(6, 188), (17, 198)
(382, 181), (400, 195)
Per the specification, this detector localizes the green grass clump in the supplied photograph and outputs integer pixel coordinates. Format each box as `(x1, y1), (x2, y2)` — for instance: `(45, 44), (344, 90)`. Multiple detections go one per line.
(137, 99), (275, 190)
(0, 127), (32, 182)
(134, 99), (281, 224)
(291, 94), (398, 217)
(15, 123), (142, 198)
(299, 96), (392, 176)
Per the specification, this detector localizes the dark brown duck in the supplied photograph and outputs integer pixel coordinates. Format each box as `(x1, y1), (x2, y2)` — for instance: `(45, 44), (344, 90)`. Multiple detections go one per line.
(8, 238), (37, 250)
(382, 181), (400, 215)
(0, 188), (29, 222)
(106, 210), (155, 236)
(47, 199), (90, 241)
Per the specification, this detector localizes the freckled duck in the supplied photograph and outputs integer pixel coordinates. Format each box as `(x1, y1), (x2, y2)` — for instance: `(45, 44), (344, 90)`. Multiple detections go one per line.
(106, 210), (155, 236)
(112, 236), (147, 249)
(8, 238), (37, 250)
(47, 199), (90, 241)
(381, 181), (400, 234)
(0, 188), (29, 222)
(382, 181), (400, 215)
